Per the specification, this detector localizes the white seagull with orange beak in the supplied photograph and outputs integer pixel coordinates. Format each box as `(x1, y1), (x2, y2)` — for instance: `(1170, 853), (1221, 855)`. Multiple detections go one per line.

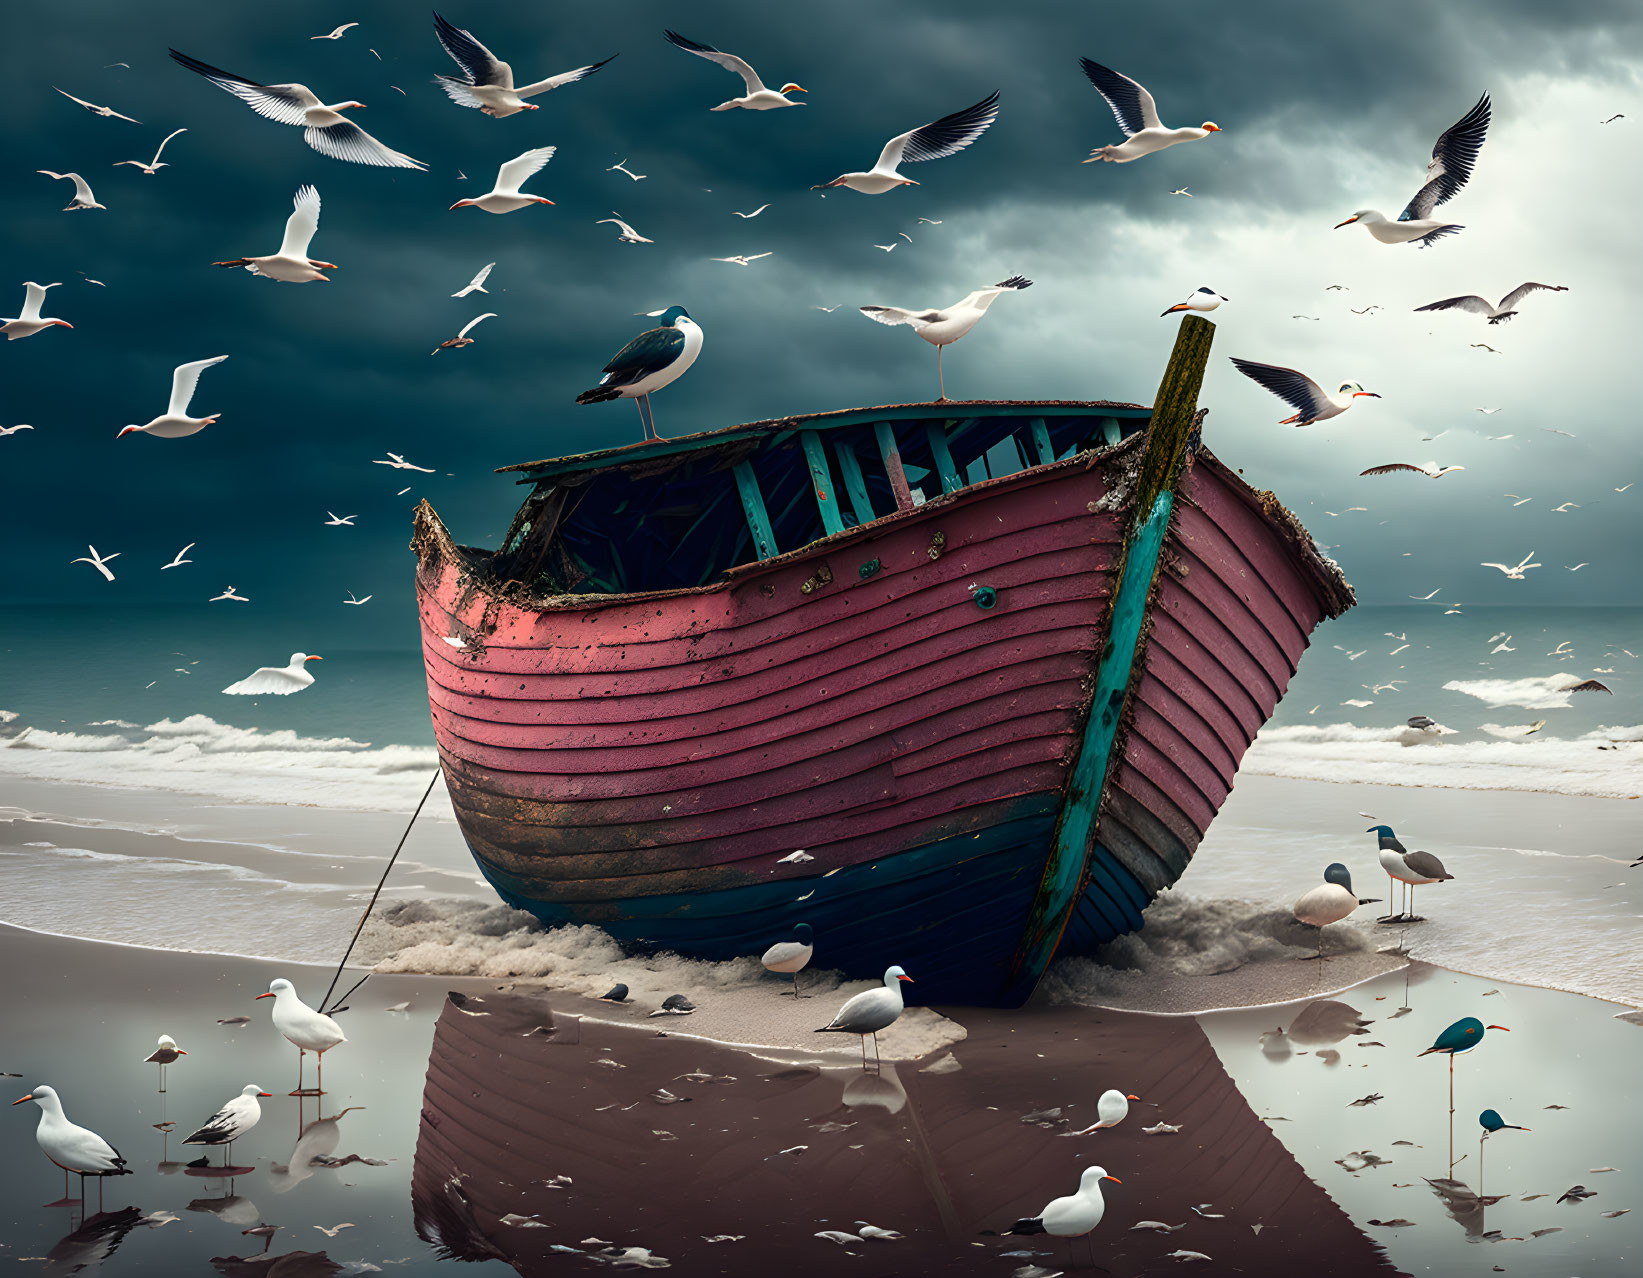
(811, 93), (999, 194)
(143, 1035), (186, 1093)
(1230, 357), (1380, 425)
(258, 977), (347, 1095)
(12, 1086), (130, 1205)
(1161, 287), (1226, 317)
(664, 29), (806, 110)
(433, 11), (615, 118)
(1335, 94), (1490, 246)
(169, 49), (427, 169)
(212, 186), (335, 283)
(118, 356), (229, 440)
(451, 147), (556, 214)
(3, 282), (73, 340)
(1079, 59), (1221, 163)
(222, 653), (322, 695)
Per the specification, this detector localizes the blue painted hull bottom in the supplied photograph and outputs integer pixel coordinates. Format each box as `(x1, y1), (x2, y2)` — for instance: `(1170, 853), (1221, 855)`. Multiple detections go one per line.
(470, 815), (1152, 1007)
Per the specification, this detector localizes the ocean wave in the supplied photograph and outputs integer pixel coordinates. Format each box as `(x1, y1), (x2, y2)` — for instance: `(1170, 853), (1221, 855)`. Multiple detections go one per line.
(1441, 673), (1599, 710)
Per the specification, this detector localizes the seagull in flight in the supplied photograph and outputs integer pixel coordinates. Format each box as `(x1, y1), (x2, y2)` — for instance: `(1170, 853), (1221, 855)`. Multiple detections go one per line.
(732, 204), (771, 218)
(873, 242), (899, 253)
(343, 591), (372, 605)
(710, 253), (772, 266)
(1326, 284), (1350, 291)
(450, 148), (557, 213)
(1553, 501), (1581, 512)
(1475, 406), (1503, 414)
(1168, 186), (1192, 196)
(1470, 343), (1501, 353)
(210, 586), (249, 602)
(38, 171), (105, 211)
(374, 452), (434, 472)
(431, 12), (615, 118)
(0, 424), (36, 436)
(1360, 463), (1464, 478)
(1481, 551), (1541, 579)
(813, 304), (844, 312)
(3, 281), (73, 341)
(212, 184), (335, 283)
(597, 213), (653, 243)
(1600, 114), (1624, 124)
(114, 128), (187, 174)
(606, 159), (646, 180)
(118, 356), (229, 440)
(916, 217), (943, 224)
(452, 262), (493, 298)
(71, 546), (120, 581)
(1335, 94), (1489, 246)
(324, 512), (357, 526)
(161, 543), (195, 569)
(1417, 283), (1567, 325)
(54, 87), (141, 122)
(1614, 482), (1634, 492)
(432, 313), (496, 354)
(1409, 589), (1442, 600)
(1504, 493), (1532, 506)
(311, 23), (359, 40)
(811, 91), (998, 193)
(1229, 357), (1380, 425)
(663, 29), (806, 111)
(1079, 59), (1221, 163)
(1565, 564), (1590, 572)
(1350, 305), (1382, 315)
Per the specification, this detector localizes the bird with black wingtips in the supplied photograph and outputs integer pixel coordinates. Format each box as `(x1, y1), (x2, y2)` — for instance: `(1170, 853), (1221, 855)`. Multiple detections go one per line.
(859, 276), (1031, 400)
(761, 923), (814, 997)
(994, 1165), (1121, 1268)
(13, 1085), (131, 1208)
(431, 11), (615, 118)
(575, 306), (703, 441)
(1079, 58), (1221, 163)
(811, 92), (999, 194)
(1367, 825), (1454, 920)
(1292, 863), (1379, 959)
(1231, 357), (1381, 425)
(183, 1084), (270, 1163)
(816, 965), (911, 1067)
(664, 30), (805, 111)
(1161, 287), (1226, 317)
(1416, 283), (1568, 325)
(1336, 94), (1490, 246)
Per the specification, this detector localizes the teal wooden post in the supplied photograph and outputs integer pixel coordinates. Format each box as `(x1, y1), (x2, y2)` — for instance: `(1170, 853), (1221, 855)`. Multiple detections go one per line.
(1027, 417), (1054, 466)
(832, 439), (875, 526)
(924, 423), (961, 494)
(800, 430), (846, 535)
(732, 460), (778, 561)
(874, 422), (915, 511)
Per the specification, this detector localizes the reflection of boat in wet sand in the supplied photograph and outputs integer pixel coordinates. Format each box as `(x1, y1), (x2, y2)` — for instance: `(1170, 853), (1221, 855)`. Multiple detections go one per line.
(413, 318), (1354, 1004)
(412, 989), (1399, 1273)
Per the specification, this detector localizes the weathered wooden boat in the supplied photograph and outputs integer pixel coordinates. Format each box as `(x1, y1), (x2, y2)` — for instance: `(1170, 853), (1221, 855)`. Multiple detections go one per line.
(411, 318), (1353, 1005)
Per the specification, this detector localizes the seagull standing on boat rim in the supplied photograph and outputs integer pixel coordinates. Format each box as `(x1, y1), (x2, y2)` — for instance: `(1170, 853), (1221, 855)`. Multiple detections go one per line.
(816, 965), (911, 1067)
(222, 653), (322, 696)
(1230, 357), (1380, 425)
(1079, 58), (1221, 163)
(183, 1084), (270, 1162)
(117, 355), (229, 439)
(213, 185), (335, 282)
(761, 923), (814, 997)
(811, 91), (999, 193)
(258, 978), (347, 1096)
(575, 306), (702, 441)
(144, 1034), (186, 1093)
(1336, 94), (1490, 246)
(859, 276), (1031, 400)
(1367, 825), (1454, 920)
(664, 29), (805, 110)
(1292, 863), (1379, 959)
(13, 1085), (131, 1207)
(3, 281), (73, 340)
(1162, 287), (1226, 317)
(431, 11), (615, 118)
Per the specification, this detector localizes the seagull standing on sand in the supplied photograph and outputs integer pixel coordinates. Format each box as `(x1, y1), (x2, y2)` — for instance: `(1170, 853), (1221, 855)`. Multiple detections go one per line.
(1367, 825), (1454, 920)
(54, 87), (141, 122)
(1068, 1090), (1142, 1136)
(432, 12), (615, 118)
(3, 282), (73, 341)
(71, 547), (120, 582)
(222, 654), (322, 696)
(451, 262), (494, 297)
(169, 49), (427, 169)
(12, 1085), (130, 1207)
(212, 185), (335, 283)
(815, 965), (911, 1067)
(597, 213), (654, 243)
(184, 1085), (270, 1163)
(1415, 283), (1568, 324)
(1079, 59), (1220, 163)
(1161, 287), (1226, 317)
(1230, 357), (1380, 425)
(860, 275), (1031, 400)
(575, 306), (702, 440)
(664, 29), (806, 111)
(117, 355), (229, 439)
(1292, 863), (1379, 960)
(999, 1166), (1121, 1260)
(811, 92), (999, 193)
(432, 312), (496, 354)
(450, 147), (556, 213)
(143, 1035), (186, 1093)
(37, 171), (105, 210)
(760, 923), (814, 997)
(1335, 94), (1490, 246)
(114, 128), (187, 174)
(258, 978), (347, 1095)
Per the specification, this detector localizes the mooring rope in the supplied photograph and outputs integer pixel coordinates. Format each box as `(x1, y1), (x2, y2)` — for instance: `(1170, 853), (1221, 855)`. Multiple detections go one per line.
(319, 768), (442, 1014)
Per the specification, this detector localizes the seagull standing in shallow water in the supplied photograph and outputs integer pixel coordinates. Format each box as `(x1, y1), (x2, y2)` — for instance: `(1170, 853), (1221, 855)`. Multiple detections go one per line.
(258, 977), (347, 1095)
(431, 11), (615, 118)
(664, 30), (806, 111)
(12, 1085), (130, 1208)
(1336, 94), (1490, 246)
(816, 965), (912, 1067)
(575, 306), (702, 440)
(859, 276), (1031, 400)
(3, 282), (73, 340)
(143, 1035), (186, 1093)
(183, 1084), (270, 1163)
(1292, 863), (1379, 959)
(1366, 825), (1454, 919)
(811, 92), (999, 194)
(1421, 1018), (1509, 1123)
(1230, 357), (1380, 425)
(1079, 59), (1221, 163)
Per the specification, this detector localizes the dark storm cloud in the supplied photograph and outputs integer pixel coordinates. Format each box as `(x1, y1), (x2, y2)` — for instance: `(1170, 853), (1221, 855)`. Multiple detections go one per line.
(3, 0), (1639, 620)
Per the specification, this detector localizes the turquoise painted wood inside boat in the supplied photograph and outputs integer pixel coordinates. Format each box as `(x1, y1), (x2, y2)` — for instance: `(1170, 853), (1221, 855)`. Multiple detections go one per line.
(799, 430), (846, 536)
(832, 438), (876, 526)
(874, 421), (915, 511)
(924, 423), (961, 494)
(1027, 417), (1055, 466)
(731, 460), (779, 560)
(1005, 489), (1176, 1000)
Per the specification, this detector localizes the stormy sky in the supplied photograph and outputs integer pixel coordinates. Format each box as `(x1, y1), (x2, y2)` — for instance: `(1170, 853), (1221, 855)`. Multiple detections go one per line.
(4, 0), (1641, 628)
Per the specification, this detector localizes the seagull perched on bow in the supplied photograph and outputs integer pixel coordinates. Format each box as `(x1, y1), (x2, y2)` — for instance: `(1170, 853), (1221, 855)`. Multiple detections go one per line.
(575, 306), (702, 440)
(71, 547), (119, 582)
(1360, 463), (1465, 478)
(860, 275), (1032, 401)
(373, 452), (434, 471)
(3, 282), (73, 341)
(1336, 94), (1490, 246)
(1230, 357), (1380, 425)
(1161, 287), (1226, 317)
(811, 91), (998, 193)
(117, 356), (229, 439)
(311, 23), (359, 40)
(169, 49), (427, 169)
(1416, 283), (1567, 324)
(1481, 551), (1540, 579)
(450, 147), (556, 213)
(114, 128), (187, 174)
(1079, 59), (1221, 163)
(710, 253), (772, 265)
(212, 186), (335, 283)
(54, 87), (141, 122)
(37, 171), (105, 211)
(664, 29), (805, 110)
(597, 213), (653, 243)
(432, 12), (615, 118)
(432, 313), (495, 354)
